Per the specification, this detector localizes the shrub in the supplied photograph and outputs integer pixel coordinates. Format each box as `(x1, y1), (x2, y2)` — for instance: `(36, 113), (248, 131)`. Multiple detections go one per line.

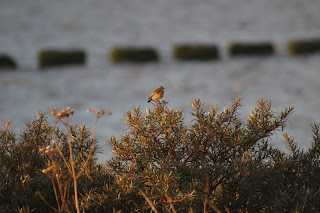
(107, 99), (303, 212)
(0, 115), (54, 212)
(0, 109), (114, 213)
(109, 47), (159, 63)
(172, 44), (220, 61)
(38, 49), (86, 69)
(2, 99), (320, 212)
(0, 54), (17, 69)
(228, 42), (274, 57)
(287, 39), (320, 55)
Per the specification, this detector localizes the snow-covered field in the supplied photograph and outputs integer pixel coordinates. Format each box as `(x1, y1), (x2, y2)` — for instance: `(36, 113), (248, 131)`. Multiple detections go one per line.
(1, 0), (320, 162)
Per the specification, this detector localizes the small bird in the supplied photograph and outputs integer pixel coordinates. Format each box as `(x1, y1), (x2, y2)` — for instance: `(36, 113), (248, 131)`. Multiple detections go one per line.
(148, 86), (165, 103)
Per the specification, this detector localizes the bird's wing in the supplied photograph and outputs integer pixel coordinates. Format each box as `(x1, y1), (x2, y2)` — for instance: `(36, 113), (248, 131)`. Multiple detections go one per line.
(154, 88), (162, 93)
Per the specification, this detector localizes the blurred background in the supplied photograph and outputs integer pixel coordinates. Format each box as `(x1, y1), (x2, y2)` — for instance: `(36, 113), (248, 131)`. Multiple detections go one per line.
(1, 0), (320, 162)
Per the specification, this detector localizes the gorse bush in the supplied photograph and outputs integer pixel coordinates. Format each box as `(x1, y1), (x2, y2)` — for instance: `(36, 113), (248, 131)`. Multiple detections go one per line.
(1, 113), (54, 212)
(1, 99), (320, 212)
(107, 98), (298, 212)
(0, 109), (113, 213)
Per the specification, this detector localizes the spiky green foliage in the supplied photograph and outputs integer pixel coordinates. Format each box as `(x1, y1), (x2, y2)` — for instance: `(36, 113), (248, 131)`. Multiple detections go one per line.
(0, 113), (113, 213)
(106, 99), (320, 212)
(2, 99), (320, 212)
(0, 114), (54, 211)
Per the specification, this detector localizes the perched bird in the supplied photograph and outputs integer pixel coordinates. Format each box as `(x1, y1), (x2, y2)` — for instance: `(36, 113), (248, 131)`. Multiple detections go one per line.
(148, 86), (165, 103)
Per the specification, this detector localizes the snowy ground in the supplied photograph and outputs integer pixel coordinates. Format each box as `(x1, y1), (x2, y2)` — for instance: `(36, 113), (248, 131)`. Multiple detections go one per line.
(1, 0), (320, 162)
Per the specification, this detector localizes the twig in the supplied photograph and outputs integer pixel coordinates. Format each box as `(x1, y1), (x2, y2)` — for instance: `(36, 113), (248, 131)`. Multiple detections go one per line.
(140, 190), (159, 213)
(51, 177), (61, 211)
(36, 191), (58, 212)
(66, 125), (80, 213)
(207, 201), (222, 213)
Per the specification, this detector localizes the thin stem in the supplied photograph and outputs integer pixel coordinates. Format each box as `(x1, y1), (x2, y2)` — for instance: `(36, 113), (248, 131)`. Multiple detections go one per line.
(36, 191), (59, 212)
(55, 143), (72, 174)
(140, 190), (159, 213)
(56, 172), (67, 212)
(52, 125), (72, 174)
(66, 124), (80, 213)
(207, 201), (222, 213)
(204, 172), (210, 213)
(51, 177), (61, 211)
